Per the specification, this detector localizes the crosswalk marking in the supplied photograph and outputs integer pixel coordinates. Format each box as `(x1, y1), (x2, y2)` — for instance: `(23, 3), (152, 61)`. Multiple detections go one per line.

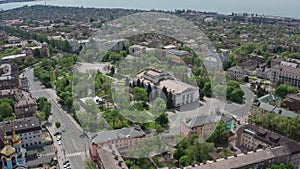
(66, 152), (82, 157)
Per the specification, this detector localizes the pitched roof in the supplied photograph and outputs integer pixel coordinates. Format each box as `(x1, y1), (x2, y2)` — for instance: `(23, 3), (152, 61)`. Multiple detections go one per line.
(191, 146), (290, 169)
(237, 124), (300, 154)
(97, 144), (128, 169)
(181, 114), (220, 128)
(92, 127), (145, 144)
(0, 117), (41, 135)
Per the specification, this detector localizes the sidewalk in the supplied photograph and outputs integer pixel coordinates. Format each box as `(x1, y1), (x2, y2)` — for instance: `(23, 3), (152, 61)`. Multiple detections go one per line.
(47, 116), (66, 169)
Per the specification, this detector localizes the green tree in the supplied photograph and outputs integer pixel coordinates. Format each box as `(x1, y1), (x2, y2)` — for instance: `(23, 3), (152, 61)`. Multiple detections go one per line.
(275, 83), (298, 98)
(84, 159), (97, 169)
(207, 121), (231, 146)
(133, 87), (148, 102)
(179, 155), (191, 167)
(173, 148), (185, 161)
(203, 83), (212, 97)
(55, 122), (61, 129)
(0, 102), (14, 121)
(266, 163), (293, 169)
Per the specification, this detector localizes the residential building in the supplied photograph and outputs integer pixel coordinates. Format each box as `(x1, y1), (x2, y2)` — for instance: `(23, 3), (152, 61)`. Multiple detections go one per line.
(256, 63), (271, 79)
(285, 93), (300, 112)
(184, 124), (300, 169)
(40, 42), (49, 57)
(184, 146), (297, 169)
(203, 56), (222, 71)
(236, 124), (300, 168)
(0, 117), (42, 148)
(135, 68), (199, 107)
(252, 94), (300, 119)
(13, 90), (37, 119)
(128, 45), (146, 54)
(0, 62), (19, 90)
(19, 75), (29, 91)
(270, 60), (300, 87)
(94, 144), (128, 169)
(90, 127), (145, 161)
(0, 89), (36, 118)
(180, 114), (219, 141)
(227, 66), (247, 80)
(167, 49), (190, 57)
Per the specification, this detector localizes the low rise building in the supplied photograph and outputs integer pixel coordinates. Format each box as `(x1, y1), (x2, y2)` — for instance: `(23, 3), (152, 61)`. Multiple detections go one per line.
(0, 62), (19, 90)
(19, 75), (29, 91)
(94, 144), (128, 169)
(285, 93), (300, 112)
(227, 66), (247, 80)
(236, 124), (300, 168)
(90, 127), (145, 161)
(184, 124), (300, 169)
(135, 68), (199, 107)
(13, 90), (37, 119)
(180, 114), (219, 141)
(0, 117), (42, 148)
(253, 94), (300, 119)
(167, 49), (190, 57)
(185, 146), (296, 169)
(270, 60), (300, 87)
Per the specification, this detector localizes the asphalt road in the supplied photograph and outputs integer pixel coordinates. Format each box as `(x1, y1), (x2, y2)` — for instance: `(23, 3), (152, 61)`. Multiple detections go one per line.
(24, 68), (88, 169)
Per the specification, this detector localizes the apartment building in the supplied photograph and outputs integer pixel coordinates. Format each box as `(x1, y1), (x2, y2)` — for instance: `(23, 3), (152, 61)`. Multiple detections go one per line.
(285, 93), (300, 112)
(180, 114), (218, 141)
(90, 127), (145, 161)
(0, 117), (43, 148)
(184, 124), (300, 169)
(270, 59), (300, 87)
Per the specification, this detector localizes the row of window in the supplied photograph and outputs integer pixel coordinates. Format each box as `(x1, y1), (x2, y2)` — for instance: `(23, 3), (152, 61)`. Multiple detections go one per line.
(21, 141), (42, 147)
(20, 134), (41, 140)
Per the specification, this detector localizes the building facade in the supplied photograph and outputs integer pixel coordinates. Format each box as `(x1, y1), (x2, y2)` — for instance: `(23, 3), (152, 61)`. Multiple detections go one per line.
(227, 66), (247, 80)
(0, 62), (19, 90)
(236, 124), (300, 169)
(90, 127), (145, 161)
(285, 93), (300, 112)
(0, 117), (42, 148)
(13, 90), (37, 119)
(180, 114), (219, 141)
(0, 124), (27, 169)
(134, 68), (199, 107)
(270, 59), (300, 87)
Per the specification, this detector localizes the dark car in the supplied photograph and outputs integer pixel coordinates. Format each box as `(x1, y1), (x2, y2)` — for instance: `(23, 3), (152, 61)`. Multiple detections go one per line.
(54, 132), (61, 136)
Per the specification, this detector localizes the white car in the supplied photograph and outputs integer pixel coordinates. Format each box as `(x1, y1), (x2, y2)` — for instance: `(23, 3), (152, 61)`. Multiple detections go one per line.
(58, 140), (62, 145)
(57, 135), (61, 141)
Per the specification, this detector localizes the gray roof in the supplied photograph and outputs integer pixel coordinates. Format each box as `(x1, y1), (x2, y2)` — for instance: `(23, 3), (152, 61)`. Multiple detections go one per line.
(182, 114), (220, 128)
(257, 94), (280, 104)
(92, 127), (145, 144)
(0, 116), (41, 135)
(97, 144), (128, 169)
(258, 102), (299, 119)
(190, 146), (290, 169)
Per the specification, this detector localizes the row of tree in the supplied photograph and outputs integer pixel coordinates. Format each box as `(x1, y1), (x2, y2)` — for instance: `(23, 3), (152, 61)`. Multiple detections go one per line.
(34, 97), (52, 122)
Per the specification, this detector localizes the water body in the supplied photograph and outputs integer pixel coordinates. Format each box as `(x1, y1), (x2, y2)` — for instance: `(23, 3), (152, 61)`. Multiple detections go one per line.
(0, 0), (299, 19)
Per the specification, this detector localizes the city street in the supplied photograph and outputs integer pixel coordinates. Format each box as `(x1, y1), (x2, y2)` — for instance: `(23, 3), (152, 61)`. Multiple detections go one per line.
(24, 68), (88, 169)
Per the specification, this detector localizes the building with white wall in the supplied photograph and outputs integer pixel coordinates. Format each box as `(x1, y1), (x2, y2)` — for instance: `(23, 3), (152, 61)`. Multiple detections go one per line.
(135, 68), (199, 107)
